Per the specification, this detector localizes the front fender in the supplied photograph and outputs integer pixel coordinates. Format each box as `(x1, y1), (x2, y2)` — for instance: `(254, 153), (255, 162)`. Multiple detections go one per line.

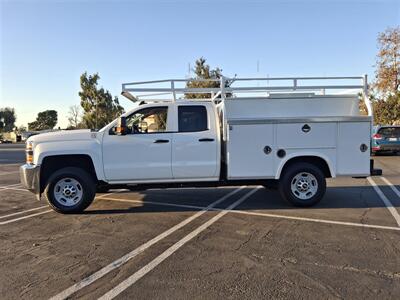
(34, 140), (106, 181)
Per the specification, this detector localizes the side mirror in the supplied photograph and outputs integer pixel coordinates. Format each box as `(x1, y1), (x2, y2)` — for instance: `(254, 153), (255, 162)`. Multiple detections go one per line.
(116, 116), (127, 136)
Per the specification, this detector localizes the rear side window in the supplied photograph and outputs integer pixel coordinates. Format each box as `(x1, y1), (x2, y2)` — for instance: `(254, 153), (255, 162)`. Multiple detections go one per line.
(378, 127), (400, 137)
(178, 106), (208, 132)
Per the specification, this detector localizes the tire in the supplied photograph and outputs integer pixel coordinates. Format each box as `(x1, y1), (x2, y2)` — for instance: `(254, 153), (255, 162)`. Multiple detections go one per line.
(44, 167), (96, 214)
(278, 162), (326, 207)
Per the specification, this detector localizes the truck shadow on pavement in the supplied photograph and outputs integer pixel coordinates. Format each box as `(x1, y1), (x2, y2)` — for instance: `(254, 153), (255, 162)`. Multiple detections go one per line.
(82, 185), (400, 215)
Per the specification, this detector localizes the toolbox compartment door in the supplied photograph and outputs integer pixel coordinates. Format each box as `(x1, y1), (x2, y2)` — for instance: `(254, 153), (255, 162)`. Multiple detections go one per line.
(227, 124), (275, 179)
(276, 122), (336, 149)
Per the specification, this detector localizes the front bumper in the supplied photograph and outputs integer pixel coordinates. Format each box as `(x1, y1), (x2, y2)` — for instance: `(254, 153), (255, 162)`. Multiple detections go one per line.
(20, 164), (41, 199)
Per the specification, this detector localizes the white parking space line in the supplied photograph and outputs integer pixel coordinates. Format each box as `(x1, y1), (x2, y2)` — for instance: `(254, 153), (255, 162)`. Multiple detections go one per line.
(98, 197), (206, 211)
(100, 197), (400, 232)
(231, 210), (400, 231)
(0, 148), (24, 151)
(0, 206), (48, 219)
(0, 171), (19, 176)
(0, 183), (22, 189)
(0, 187), (29, 192)
(367, 177), (400, 227)
(381, 177), (400, 199)
(0, 190), (128, 226)
(95, 189), (127, 199)
(0, 210), (52, 225)
(98, 187), (260, 300)
(50, 187), (245, 300)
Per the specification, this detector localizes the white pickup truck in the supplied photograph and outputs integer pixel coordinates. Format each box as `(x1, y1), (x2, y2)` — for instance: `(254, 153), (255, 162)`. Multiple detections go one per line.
(20, 76), (381, 213)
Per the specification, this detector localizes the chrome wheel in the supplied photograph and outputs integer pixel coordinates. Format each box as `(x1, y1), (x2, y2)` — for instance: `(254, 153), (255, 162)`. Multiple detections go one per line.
(53, 177), (83, 207)
(290, 172), (318, 200)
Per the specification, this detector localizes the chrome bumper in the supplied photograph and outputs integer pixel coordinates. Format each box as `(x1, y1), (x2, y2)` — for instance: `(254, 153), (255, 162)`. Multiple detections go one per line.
(20, 164), (41, 200)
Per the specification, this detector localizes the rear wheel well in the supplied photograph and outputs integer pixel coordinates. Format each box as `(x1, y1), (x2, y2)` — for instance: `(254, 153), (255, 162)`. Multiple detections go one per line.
(40, 155), (98, 193)
(280, 156), (332, 178)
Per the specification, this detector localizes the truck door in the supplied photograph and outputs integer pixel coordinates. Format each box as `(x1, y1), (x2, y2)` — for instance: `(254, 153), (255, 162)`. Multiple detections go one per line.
(172, 104), (219, 179)
(102, 106), (172, 181)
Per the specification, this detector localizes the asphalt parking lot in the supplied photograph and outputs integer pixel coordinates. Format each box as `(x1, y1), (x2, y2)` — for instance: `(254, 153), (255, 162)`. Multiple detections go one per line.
(0, 145), (399, 299)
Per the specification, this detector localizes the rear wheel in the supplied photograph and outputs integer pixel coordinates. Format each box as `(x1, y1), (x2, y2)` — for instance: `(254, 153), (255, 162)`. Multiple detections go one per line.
(279, 162), (326, 207)
(44, 167), (96, 213)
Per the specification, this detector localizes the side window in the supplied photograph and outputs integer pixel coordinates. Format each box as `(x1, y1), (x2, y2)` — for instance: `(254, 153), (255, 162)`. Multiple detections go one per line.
(178, 106), (208, 132)
(125, 106), (168, 134)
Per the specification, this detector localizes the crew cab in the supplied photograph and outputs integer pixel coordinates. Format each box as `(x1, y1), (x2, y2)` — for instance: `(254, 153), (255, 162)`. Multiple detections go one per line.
(20, 76), (381, 213)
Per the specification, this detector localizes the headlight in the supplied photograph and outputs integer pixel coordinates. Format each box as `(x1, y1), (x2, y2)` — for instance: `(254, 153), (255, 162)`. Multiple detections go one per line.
(26, 141), (33, 164)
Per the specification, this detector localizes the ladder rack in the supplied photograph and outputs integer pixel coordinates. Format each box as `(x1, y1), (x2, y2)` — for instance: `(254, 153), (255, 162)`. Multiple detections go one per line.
(121, 75), (372, 116)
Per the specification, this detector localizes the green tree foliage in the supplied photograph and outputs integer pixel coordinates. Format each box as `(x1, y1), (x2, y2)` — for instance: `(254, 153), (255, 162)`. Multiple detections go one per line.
(373, 92), (400, 125)
(185, 57), (230, 99)
(0, 107), (16, 132)
(28, 110), (58, 130)
(79, 72), (124, 129)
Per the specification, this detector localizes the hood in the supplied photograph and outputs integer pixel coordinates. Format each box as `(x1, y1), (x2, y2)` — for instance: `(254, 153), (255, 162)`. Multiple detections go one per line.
(27, 129), (97, 144)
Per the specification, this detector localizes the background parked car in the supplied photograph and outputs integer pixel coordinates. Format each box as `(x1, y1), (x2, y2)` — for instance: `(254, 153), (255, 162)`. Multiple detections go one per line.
(372, 125), (400, 155)
(0, 139), (12, 144)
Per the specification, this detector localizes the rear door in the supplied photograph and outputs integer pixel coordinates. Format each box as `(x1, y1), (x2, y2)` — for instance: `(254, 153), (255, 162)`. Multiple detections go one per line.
(172, 104), (219, 179)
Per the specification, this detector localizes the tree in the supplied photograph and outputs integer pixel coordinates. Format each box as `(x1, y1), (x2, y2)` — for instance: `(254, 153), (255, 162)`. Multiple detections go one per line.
(0, 107), (16, 132)
(17, 125), (27, 133)
(374, 27), (400, 94)
(373, 92), (400, 125)
(67, 105), (83, 129)
(185, 57), (231, 99)
(369, 27), (400, 125)
(28, 110), (58, 130)
(79, 72), (124, 129)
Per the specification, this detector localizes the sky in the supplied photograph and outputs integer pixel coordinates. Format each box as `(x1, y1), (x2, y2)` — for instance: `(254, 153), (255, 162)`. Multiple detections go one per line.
(1, 0), (399, 128)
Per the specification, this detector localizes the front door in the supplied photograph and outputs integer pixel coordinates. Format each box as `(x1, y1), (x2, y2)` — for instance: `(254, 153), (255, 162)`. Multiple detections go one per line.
(102, 106), (172, 181)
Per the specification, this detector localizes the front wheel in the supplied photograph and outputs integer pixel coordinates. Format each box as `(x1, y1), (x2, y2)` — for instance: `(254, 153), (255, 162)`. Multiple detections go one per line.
(279, 162), (326, 207)
(44, 167), (96, 214)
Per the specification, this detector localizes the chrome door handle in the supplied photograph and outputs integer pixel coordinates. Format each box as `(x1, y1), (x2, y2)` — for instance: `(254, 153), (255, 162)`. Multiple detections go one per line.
(198, 138), (215, 142)
(154, 139), (169, 143)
